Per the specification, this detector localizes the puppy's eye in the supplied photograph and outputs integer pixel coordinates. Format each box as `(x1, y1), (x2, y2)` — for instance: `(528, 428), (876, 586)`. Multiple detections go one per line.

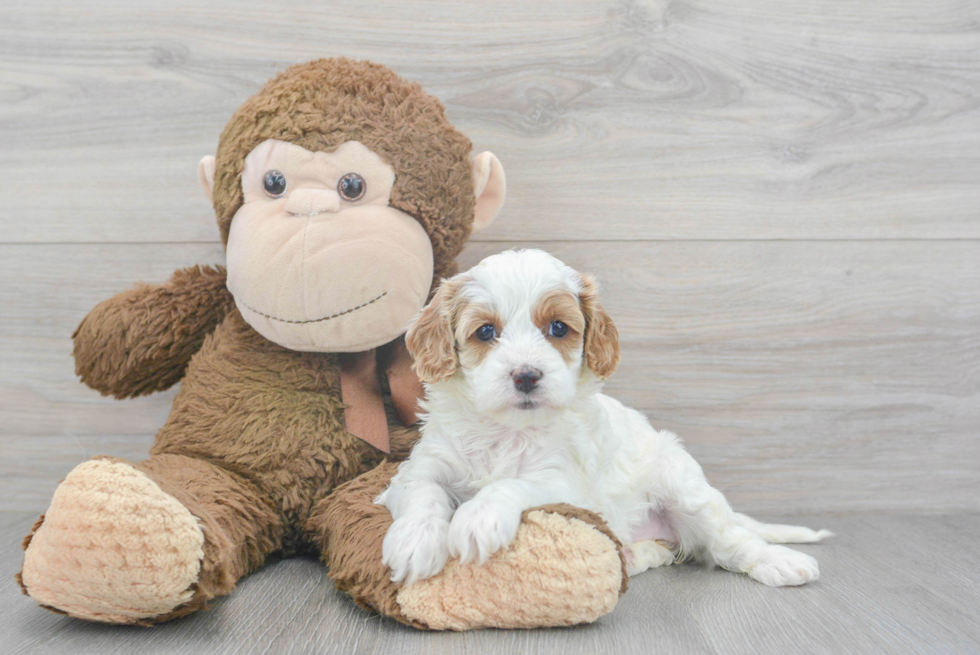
(549, 321), (569, 338)
(263, 170), (287, 198)
(338, 173), (366, 201)
(475, 324), (497, 342)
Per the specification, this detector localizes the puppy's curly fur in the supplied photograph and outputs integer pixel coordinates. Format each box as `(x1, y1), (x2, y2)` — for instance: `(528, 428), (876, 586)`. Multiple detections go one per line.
(378, 249), (833, 586)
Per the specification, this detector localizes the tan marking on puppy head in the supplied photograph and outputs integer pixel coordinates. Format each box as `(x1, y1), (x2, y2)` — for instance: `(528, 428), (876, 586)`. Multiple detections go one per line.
(578, 275), (621, 379)
(455, 303), (502, 370)
(532, 290), (586, 365)
(406, 279), (463, 383)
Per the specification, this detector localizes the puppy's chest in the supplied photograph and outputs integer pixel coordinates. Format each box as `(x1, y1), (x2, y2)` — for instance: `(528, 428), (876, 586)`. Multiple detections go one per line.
(449, 431), (583, 500)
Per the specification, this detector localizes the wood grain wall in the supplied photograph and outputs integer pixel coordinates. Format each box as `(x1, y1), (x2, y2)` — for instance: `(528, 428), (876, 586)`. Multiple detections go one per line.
(1, 0), (978, 514)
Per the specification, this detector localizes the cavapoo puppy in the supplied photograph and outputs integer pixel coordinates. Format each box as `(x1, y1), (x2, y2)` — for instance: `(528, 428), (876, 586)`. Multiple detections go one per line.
(377, 249), (831, 586)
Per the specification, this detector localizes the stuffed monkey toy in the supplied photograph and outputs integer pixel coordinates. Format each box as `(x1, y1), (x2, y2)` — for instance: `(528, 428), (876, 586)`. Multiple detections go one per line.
(17, 59), (627, 629)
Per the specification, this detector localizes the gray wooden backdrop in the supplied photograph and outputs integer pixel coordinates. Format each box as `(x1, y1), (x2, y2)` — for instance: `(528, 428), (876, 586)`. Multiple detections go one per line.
(1, 0), (978, 518)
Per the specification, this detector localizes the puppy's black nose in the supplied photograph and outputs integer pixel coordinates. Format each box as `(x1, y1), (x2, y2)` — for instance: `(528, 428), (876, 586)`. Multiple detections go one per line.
(512, 367), (543, 394)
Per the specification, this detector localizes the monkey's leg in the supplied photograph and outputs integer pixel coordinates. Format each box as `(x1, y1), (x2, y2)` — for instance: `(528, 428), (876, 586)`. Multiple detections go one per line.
(19, 454), (282, 624)
(306, 461), (628, 631)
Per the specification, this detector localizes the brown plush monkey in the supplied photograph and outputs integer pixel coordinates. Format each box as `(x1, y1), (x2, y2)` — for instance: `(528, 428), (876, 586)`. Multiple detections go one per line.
(17, 59), (626, 629)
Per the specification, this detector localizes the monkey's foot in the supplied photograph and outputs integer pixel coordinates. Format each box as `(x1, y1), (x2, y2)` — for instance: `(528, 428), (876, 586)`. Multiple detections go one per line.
(19, 458), (205, 624)
(395, 504), (627, 630)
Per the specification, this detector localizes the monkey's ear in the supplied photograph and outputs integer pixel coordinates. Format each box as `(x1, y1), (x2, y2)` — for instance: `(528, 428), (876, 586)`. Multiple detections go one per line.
(579, 275), (621, 380)
(471, 152), (506, 233)
(198, 156), (216, 202)
(405, 280), (460, 383)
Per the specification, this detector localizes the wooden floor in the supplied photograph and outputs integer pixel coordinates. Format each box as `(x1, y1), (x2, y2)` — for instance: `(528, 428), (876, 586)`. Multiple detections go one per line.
(2, 0), (979, 652)
(2, 512), (978, 655)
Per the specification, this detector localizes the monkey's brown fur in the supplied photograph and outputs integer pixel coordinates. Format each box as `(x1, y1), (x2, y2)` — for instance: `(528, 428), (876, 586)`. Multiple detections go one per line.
(72, 265), (236, 399)
(18, 59), (625, 628)
(213, 58), (476, 279)
(311, 461), (628, 630)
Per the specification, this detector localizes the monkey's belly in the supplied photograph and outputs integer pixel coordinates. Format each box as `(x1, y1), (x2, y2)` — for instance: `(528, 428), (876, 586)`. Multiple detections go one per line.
(150, 312), (383, 541)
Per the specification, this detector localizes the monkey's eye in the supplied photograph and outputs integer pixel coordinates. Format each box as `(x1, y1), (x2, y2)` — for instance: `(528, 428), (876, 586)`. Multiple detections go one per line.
(549, 321), (569, 338)
(338, 173), (366, 201)
(263, 170), (287, 198)
(475, 324), (497, 342)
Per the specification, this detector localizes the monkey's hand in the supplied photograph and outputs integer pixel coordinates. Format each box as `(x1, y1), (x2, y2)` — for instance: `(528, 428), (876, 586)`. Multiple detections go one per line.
(73, 265), (235, 398)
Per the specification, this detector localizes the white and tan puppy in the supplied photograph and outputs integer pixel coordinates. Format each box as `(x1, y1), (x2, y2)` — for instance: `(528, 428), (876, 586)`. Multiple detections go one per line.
(377, 249), (832, 586)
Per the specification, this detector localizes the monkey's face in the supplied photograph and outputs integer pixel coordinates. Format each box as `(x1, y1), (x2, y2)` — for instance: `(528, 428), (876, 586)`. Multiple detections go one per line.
(224, 139), (434, 352)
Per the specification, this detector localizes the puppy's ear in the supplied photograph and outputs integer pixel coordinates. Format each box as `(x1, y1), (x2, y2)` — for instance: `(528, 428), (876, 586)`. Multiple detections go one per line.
(406, 280), (460, 383)
(579, 275), (621, 380)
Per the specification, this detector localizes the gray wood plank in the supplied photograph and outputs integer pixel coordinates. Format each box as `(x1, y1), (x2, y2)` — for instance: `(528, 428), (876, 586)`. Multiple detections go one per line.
(1, 240), (977, 514)
(0, 243), (220, 510)
(2, 0), (979, 243)
(661, 514), (980, 655)
(2, 512), (979, 655)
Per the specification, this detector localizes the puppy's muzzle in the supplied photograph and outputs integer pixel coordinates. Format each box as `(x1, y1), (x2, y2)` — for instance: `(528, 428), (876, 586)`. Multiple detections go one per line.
(512, 367), (543, 394)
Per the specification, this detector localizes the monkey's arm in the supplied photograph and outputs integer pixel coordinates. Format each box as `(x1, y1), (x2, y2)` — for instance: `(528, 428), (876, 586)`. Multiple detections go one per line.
(73, 265), (236, 399)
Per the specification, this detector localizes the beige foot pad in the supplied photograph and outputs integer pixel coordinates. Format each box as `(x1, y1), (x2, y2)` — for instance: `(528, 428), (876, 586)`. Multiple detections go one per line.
(396, 508), (625, 630)
(20, 458), (205, 624)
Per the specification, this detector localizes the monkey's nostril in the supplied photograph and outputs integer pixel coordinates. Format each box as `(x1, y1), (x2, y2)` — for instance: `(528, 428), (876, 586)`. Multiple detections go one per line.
(512, 367), (543, 394)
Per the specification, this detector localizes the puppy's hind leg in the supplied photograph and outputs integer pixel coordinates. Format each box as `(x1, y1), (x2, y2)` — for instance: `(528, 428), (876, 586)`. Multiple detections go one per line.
(675, 482), (820, 587)
(734, 512), (834, 544)
(626, 539), (675, 576)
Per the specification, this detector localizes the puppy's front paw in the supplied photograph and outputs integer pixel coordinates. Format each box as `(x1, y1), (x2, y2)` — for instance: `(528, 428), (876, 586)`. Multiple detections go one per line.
(382, 515), (450, 584)
(748, 545), (820, 586)
(447, 498), (521, 565)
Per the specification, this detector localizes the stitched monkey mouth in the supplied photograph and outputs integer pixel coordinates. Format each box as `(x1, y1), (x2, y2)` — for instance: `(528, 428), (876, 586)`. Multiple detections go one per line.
(240, 291), (387, 325)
